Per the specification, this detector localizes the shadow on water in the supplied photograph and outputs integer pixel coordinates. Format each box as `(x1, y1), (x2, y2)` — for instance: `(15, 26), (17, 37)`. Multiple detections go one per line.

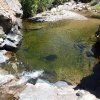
(75, 60), (100, 98)
(44, 54), (57, 61)
(75, 27), (100, 98)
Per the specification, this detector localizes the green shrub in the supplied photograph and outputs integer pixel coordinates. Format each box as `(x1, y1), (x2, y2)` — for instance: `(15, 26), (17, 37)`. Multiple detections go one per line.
(90, 0), (100, 10)
(90, 0), (100, 6)
(21, 0), (70, 18)
(21, 0), (36, 18)
(37, 0), (53, 12)
(21, 0), (54, 18)
(92, 3), (100, 10)
(90, 0), (97, 6)
(52, 0), (70, 5)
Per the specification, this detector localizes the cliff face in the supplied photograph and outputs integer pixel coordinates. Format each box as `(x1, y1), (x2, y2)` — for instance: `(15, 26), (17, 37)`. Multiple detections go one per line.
(0, 0), (23, 63)
(0, 0), (23, 32)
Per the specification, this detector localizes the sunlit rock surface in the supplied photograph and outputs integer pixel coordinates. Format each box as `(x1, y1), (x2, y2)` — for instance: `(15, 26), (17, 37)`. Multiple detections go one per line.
(19, 80), (98, 100)
(0, 70), (99, 100)
(31, 2), (89, 22)
(0, 0), (23, 62)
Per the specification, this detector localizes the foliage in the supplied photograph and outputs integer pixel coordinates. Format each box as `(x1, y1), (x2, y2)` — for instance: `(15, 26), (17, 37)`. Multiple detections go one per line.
(52, 0), (70, 5)
(90, 0), (100, 6)
(92, 3), (100, 10)
(21, 0), (54, 18)
(21, 0), (35, 18)
(37, 0), (53, 12)
(90, 0), (100, 11)
(21, 0), (71, 18)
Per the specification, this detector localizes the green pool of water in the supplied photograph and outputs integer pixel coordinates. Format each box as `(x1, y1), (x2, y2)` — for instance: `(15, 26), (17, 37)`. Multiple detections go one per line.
(17, 18), (100, 84)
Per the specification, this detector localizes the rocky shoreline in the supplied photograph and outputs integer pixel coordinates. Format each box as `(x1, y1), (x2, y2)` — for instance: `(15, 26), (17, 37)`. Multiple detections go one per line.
(30, 1), (100, 22)
(30, 1), (91, 22)
(0, 0), (23, 63)
(0, 70), (99, 100)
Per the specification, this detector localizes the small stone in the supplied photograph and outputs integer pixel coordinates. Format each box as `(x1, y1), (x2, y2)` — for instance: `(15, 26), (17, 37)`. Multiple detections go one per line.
(0, 38), (4, 44)
(0, 74), (15, 85)
(54, 81), (70, 88)
(78, 92), (96, 100)
(0, 26), (4, 35)
(0, 67), (8, 75)
(12, 63), (18, 73)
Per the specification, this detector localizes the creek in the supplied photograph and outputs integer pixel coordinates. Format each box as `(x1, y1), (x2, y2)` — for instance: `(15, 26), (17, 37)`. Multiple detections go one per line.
(17, 17), (100, 84)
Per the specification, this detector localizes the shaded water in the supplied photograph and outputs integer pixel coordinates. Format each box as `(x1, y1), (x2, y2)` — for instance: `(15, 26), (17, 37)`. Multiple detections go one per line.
(17, 18), (100, 84)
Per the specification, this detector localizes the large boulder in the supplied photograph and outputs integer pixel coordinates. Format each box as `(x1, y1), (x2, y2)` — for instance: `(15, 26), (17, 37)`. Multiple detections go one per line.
(0, 0), (23, 62)
(0, 71), (98, 100)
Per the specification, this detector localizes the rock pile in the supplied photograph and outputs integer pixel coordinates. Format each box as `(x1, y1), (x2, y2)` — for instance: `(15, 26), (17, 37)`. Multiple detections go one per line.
(58, 2), (90, 11)
(0, 70), (99, 100)
(0, 0), (23, 63)
(31, 1), (90, 22)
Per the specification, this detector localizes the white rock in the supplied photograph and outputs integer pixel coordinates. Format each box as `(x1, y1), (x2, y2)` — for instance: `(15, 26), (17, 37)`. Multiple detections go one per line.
(78, 92), (97, 100)
(54, 81), (69, 88)
(19, 83), (57, 100)
(36, 78), (51, 84)
(88, 7), (92, 11)
(0, 74), (15, 85)
(0, 27), (4, 35)
(58, 5), (64, 11)
(16, 70), (44, 85)
(33, 6), (87, 22)
(78, 7), (83, 11)
(0, 38), (4, 44)
(7, 33), (22, 45)
(19, 82), (77, 100)
(1, 50), (7, 54)
(0, 50), (9, 63)
(51, 8), (57, 13)
(4, 39), (17, 47)
(5, 0), (23, 15)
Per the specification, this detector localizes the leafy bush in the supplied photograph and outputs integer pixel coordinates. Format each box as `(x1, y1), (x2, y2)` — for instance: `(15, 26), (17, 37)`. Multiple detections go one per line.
(90, 0), (100, 6)
(37, 0), (53, 12)
(90, 0), (100, 11)
(21, 0), (35, 18)
(92, 3), (100, 10)
(52, 0), (70, 5)
(21, 0), (71, 18)
(90, 0), (98, 6)
(21, 0), (54, 18)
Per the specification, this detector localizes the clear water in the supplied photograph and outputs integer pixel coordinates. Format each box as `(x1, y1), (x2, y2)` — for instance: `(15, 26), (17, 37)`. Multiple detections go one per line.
(17, 18), (100, 84)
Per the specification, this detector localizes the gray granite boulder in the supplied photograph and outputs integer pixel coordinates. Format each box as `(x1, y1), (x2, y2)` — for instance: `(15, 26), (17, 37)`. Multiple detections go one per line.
(0, 0), (23, 62)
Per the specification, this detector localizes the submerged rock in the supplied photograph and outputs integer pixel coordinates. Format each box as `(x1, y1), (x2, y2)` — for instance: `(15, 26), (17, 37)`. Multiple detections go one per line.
(74, 43), (86, 50)
(44, 54), (57, 61)
(86, 51), (94, 57)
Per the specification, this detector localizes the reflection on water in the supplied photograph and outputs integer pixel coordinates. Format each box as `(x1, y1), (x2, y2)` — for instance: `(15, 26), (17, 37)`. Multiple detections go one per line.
(17, 19), (100, 84)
